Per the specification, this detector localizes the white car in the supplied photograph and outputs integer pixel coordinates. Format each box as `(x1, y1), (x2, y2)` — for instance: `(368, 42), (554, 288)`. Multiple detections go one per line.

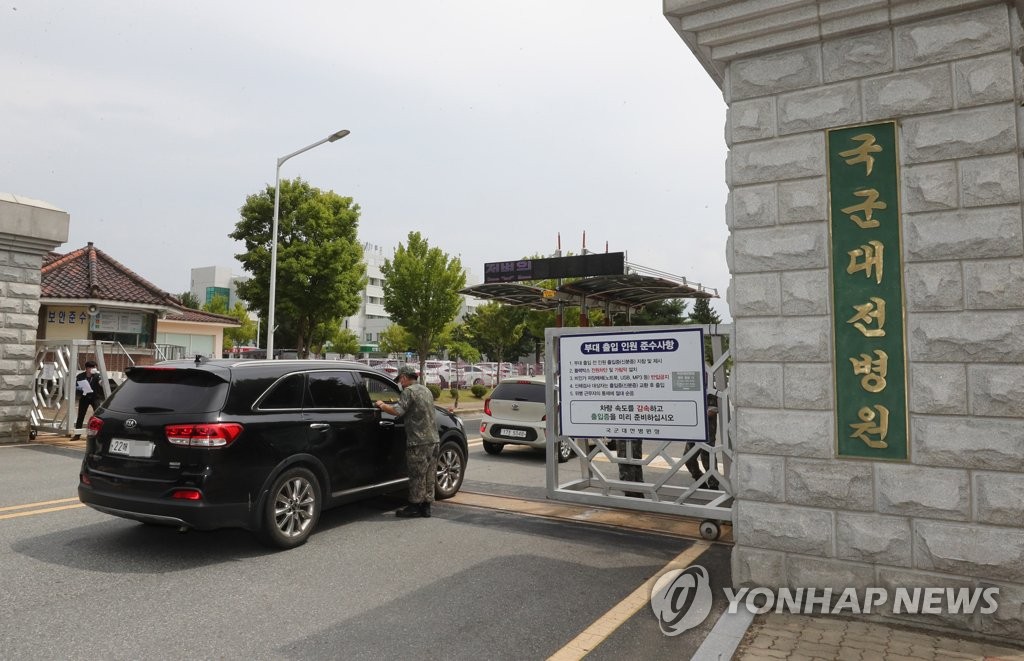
(479, 376), (572, 462)
(454, 364), (496, 388)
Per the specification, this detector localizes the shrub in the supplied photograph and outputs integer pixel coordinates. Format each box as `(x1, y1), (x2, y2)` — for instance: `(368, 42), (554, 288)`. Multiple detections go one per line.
(470, 384), (488, 398)
(426, 383), (442, 400)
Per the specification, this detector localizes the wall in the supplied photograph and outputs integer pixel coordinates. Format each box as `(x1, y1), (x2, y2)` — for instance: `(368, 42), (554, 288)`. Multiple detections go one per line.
(665, 0), (1024, 642)
(39, 305), (91, 341)
(0, 194), (69, 441)
(157, 320), (224, 358)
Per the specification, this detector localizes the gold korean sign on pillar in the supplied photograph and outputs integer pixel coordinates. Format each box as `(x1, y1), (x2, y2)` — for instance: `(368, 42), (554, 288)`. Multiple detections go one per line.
(827, 121), (908, 460)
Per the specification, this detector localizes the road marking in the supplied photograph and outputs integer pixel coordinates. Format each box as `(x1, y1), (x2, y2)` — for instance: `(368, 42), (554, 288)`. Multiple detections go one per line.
(547, 541), (711, 661)
(0, 503), (85, 520)
(0, 497), (79, 513)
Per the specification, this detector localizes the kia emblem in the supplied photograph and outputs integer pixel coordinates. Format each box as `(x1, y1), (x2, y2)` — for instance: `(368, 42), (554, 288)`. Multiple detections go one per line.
(124, 418), (138, 429)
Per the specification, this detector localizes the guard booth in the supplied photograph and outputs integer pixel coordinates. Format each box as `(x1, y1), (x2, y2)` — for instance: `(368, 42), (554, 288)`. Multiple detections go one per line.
(543, 323), (732, 540)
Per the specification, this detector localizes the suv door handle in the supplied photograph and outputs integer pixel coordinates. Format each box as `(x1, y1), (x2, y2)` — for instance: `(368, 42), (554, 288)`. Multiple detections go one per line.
(379, 420), (395, 428)
(309, 423), (329, 429)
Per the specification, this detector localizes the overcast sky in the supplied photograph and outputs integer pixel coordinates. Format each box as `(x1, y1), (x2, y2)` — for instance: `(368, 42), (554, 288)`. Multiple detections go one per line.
(2, 1), (730, 319)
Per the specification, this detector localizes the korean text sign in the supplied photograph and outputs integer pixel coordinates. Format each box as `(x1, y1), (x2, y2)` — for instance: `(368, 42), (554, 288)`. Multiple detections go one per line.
(827, 121), (908, 460)
(558, 328), (708, 441)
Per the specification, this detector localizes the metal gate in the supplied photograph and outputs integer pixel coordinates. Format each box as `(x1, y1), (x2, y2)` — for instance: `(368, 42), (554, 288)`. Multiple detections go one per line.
(31, 340), (125, 436)
(542, 324), (733, 539)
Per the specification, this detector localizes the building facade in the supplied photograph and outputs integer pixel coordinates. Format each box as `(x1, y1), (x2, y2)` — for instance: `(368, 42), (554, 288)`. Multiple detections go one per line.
(344, 242), (391, 352)
(666, 0), (1024, 641)
(190, 265), (245, 307)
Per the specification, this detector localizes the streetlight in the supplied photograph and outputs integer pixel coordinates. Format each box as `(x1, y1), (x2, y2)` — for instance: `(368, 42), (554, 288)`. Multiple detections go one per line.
(266, 129), (350, 359)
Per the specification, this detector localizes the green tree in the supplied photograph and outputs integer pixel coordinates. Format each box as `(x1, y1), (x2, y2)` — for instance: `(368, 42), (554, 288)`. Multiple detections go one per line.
(687, 297), (726, 364)
(688, 298), (722, 324)
(378, 323), (415, 356)
(311, 322), (359, 357)
(202, 295), (257, 350)
(230, 177), (366, 357)
(380, 232), (466, 378)
(178, 291), (201, 309)
(463, 302), (527, 379)
(630, 299), (689, 326)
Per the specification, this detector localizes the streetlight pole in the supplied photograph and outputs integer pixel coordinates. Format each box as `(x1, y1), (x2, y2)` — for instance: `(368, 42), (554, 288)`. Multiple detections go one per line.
(266, 129), (350, 359)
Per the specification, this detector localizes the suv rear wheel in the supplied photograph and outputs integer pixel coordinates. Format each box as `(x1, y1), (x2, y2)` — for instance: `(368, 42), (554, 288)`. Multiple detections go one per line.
(482, 440), (503, 455)
(435, 440), (466, 500)
(259, 467), (321, 549)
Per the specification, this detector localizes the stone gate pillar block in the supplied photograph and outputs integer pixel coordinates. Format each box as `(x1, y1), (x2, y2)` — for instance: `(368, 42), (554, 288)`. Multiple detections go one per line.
(665, 0), (1024, 642)
(0, 193), (70, 441)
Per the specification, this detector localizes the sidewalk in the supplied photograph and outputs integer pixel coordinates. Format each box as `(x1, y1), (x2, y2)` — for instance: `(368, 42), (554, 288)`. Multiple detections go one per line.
(731, 612), (1024, 661)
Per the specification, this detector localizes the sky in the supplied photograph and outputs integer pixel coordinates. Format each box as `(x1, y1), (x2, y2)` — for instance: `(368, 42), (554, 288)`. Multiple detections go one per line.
(1, 1), (731, 320)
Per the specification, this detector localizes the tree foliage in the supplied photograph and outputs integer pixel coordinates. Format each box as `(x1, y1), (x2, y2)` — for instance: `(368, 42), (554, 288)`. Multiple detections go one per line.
(311, 322), (359, 357)
(629, 299), (689, 326)
(230, 177), (366, 357)
(686, 297), (726, 364)
(378, 323), (415, 355)
(380, 232), (466, 376)
(178, 291), (201, 309)
(202, 295), (257, 350)
(688, 298), (722, 325)
(462, 302), (527, 373)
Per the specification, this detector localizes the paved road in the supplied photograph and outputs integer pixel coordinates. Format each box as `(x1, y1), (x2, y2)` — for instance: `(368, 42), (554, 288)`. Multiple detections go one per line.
(1, 439), (732, 660)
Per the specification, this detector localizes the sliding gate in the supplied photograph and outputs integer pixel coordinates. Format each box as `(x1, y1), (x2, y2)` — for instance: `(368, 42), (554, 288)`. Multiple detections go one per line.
(543, 324), (733, 539)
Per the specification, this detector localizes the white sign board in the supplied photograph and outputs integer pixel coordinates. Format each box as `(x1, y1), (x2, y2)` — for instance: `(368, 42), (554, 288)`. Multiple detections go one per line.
(558, 328), (708, 442)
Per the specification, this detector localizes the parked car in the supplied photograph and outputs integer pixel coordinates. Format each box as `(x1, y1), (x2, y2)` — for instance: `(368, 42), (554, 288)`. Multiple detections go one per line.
(477, 362), (516, 381)
(479, 375), (572, 462)
(423, 360), (454, 388)
(77, 359), (468, 549)
(453, 364), (496, 388)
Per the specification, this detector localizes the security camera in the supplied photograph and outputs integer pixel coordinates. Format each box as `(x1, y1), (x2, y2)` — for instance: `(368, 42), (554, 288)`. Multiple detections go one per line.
(87, 305), (98, 316)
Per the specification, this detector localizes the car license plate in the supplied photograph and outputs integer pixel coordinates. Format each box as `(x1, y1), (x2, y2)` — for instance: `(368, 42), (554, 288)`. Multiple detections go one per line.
(108, 438), (155, 458)
(500, 428), (527, 439)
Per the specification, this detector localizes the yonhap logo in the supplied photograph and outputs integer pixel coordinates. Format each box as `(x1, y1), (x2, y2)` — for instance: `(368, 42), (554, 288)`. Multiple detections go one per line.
(650, 565), (713, 636)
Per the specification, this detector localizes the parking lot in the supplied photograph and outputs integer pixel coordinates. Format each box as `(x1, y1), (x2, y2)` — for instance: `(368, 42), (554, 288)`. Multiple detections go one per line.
(1, 426), (733, 660)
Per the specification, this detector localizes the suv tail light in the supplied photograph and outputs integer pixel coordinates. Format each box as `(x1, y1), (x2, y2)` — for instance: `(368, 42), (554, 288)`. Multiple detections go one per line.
(165, 423), (244, 448)
(483, 398), (491, 416)
(87, 417), (104, 438)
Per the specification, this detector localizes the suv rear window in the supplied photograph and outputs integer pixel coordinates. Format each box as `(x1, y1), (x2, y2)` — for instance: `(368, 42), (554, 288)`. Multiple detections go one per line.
(490, 381), (545, 403)
(106, 368), (229, 414)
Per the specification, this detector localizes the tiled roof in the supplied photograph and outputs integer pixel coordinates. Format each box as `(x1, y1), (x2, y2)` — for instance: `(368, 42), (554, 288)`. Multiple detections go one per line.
(42, 243), (239, 327)
(164, 306), (239, 325)
(43, 242), (180, 306)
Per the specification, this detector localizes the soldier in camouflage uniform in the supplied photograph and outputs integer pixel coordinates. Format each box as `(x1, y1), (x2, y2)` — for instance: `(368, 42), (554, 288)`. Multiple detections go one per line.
(375, 364), (440, 518)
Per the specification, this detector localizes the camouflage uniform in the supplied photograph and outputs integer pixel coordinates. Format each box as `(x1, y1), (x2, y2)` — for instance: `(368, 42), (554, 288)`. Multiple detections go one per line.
(392, 382), (440, 504)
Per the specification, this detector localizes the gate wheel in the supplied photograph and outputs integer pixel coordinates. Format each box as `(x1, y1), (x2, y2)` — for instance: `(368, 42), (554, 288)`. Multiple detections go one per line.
(699, 519), (721, 541)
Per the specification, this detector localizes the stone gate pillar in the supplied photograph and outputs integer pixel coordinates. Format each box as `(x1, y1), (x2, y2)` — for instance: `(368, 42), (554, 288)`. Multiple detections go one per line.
(0, 194), (70, 442)
(665, 0), (1024, 641)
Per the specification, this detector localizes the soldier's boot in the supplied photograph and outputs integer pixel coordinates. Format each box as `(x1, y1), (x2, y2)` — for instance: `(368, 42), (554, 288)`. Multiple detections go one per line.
(395, 504), (421, 518)
(419, 502), (431, 518)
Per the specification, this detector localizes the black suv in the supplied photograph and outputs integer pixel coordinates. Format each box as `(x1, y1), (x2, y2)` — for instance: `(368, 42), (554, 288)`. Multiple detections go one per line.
(77, 359), (468, 548)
